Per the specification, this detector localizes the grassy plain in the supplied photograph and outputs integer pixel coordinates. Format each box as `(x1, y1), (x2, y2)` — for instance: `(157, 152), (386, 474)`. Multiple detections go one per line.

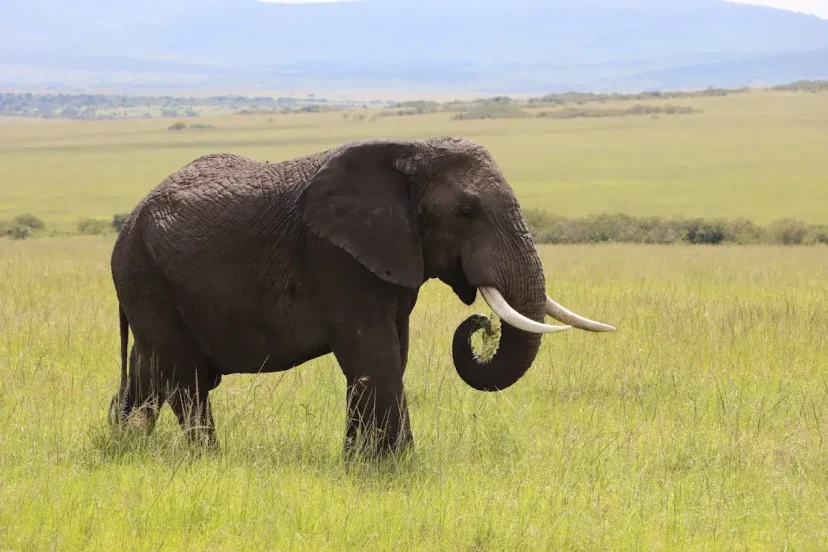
(0, 88), (827, 229)
(1, 87), (828, 549)
(1, 238), (827, 549)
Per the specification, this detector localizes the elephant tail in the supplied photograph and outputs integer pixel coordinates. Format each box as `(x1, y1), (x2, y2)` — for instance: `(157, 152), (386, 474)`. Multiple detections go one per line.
(118, 304), (129, 393)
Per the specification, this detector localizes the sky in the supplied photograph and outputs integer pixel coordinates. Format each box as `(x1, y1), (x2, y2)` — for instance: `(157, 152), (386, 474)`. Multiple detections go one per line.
(259, 0), (828, 19)
(727, 0), (828, 18)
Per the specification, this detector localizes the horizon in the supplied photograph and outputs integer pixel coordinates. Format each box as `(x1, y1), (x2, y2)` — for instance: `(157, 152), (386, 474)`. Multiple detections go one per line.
(257, 0), (828, 19)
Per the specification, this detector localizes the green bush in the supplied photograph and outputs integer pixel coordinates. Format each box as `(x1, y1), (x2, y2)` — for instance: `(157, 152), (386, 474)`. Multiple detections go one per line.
(772, 80), (828, 93)
(3, 224), (32, 240)
(77, 218), (112, 235)
(12, 213), (45, 230)
(769, 219), (811, 245)
(523, 211), (827, 246)
(806, 225), (828, 245)
(453, 105), (527, 120)
(0, 214), (47, 240)
(722, 218), (767, 244)
(112, 213), (129, 232)
(537, 105), (697, 120)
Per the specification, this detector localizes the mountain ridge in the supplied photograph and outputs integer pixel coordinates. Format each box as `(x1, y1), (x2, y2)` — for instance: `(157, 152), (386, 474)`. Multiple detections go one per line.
(1, 0), (827, 94)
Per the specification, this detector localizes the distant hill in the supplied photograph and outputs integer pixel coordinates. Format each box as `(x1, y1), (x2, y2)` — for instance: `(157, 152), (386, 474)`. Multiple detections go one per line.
(1, 0), (827, 94)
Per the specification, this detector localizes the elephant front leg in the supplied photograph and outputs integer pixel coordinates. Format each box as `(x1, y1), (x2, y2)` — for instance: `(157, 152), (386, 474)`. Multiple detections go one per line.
(333, 327), (409, 458)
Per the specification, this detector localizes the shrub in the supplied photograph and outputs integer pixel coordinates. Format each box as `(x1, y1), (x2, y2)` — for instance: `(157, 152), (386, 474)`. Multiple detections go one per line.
(522, 211), (824, 246)
(722, 218), (767, 244)
(769, 219), (811, 245)
(12, 213), (45, 230)
(390, 100), (440, 114)
(453, 103), (527, 120)
(167, 121), (187, 131)
(674, 218), (727, 245)
(77, 218), (111, 235)
(537, 105), (697, 120)
(806, 225), (828, 245)
(4, 224), (31, 240)
(112, 213), (129, 232)
(772, 80), (828, 93)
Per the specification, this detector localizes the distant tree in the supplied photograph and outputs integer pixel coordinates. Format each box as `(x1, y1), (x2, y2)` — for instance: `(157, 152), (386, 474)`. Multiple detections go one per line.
(112, 213), (129, 232)
(12, 214), (45, 230)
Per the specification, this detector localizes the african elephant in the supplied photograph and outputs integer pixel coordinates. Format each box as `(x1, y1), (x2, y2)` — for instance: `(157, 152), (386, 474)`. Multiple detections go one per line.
(108, 137), (615, 455)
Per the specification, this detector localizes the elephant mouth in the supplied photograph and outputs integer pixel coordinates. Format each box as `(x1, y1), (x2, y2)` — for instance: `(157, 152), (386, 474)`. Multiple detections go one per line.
(440, 257), (477, 305)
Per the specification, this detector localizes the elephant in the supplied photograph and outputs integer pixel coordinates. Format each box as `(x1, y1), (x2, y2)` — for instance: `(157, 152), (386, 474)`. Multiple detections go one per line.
(108, 137), (615, 456)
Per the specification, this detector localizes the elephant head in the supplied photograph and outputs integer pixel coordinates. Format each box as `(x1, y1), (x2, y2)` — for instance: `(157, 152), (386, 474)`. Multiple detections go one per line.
(299, 137), (615, 392)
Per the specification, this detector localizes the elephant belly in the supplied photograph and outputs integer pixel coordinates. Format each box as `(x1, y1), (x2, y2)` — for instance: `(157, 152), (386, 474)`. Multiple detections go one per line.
(175, 294), (331, 375)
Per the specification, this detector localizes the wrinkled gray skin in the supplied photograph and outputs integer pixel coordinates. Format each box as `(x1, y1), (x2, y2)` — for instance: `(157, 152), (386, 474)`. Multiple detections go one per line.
(109, 137), (548, 455)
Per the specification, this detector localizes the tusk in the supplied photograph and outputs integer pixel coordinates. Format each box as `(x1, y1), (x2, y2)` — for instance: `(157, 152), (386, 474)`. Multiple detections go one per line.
(546, 296), (617, 332)
(479, 287), (572, 334)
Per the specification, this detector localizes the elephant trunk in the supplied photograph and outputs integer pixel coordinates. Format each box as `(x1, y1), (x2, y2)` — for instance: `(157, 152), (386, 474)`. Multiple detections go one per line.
(452, 233), (550, 392)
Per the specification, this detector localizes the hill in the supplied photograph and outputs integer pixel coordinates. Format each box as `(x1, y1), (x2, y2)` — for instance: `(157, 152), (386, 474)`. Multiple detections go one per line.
(1, 0), (827, 93)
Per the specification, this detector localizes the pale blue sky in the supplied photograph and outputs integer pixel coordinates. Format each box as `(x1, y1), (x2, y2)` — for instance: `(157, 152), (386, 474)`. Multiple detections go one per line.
(259, 0), (828, 19)
(727, 0), (828, 18)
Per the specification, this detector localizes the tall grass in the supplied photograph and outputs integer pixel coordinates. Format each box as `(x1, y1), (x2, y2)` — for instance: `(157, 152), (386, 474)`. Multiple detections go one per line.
(1, 238), (826, 549)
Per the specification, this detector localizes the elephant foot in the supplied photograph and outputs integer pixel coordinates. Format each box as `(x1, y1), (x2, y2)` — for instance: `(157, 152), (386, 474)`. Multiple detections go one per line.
(343, 426), (413, 462)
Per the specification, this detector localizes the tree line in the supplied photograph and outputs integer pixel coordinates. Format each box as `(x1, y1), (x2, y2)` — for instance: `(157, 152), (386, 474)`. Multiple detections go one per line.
(3, 212), (826, 246)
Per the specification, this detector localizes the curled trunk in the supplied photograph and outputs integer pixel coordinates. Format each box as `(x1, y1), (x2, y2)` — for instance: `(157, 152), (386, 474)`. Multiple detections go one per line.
(452, 314), (543, 391)
(452, 239), (547, 392)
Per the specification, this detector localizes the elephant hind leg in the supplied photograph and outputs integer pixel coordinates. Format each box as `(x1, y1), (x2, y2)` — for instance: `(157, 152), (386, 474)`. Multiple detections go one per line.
(167, 368), (218, 449)
(110, 342), (166, 436)
(121, 299), (218, 448)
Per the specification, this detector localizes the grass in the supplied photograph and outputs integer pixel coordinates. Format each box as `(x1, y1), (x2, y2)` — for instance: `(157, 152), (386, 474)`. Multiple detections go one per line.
(1, 88), (827, 230)
(1, 84), (827, 548)
(1, 237), (826, 549)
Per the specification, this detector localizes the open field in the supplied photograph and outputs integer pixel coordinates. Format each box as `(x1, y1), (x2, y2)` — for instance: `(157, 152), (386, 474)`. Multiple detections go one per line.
(1, 89), (827, 230)
(1, 85), (827, 549)
(1, 238), (826, 549)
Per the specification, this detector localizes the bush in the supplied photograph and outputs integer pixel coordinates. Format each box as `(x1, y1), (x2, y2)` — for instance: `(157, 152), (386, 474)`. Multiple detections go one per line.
(112, 213), (129, 232)
(168, 121), (215, 131)
(77, 218), (112, 235)
(674, 218), (728, 245)
(522, 211), (827, 246)
(769, 219), (810, 245)
(537, 105), (697, 120)
(772, 80), (828, 93)
(453, 103), (527, 120)
(12, 213), (45, 230)
(722, 219), (767, 244)
(806, 225), (828, 245)
(2, 223), (31, 240)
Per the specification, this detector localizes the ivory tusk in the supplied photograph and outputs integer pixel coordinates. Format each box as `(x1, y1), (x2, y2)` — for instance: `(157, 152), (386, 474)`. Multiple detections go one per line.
(546, 296), (616, 332)
(479, 287), (572, 334)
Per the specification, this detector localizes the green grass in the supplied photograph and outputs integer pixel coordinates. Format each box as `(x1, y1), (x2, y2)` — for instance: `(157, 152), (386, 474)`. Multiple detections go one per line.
(1, 86), (827, 549)
(1, 88), (827, 230)
(1, 238), (826, 549)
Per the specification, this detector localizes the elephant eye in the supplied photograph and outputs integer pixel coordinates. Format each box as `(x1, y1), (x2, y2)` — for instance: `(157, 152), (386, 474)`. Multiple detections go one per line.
(457, 204), (475, 219)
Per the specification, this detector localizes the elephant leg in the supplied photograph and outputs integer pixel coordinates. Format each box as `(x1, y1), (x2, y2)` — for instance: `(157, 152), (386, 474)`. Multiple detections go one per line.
(167, 374), (217, 450)
(124, 297), (217, 448)
(153, 343), (216, 448)
(111, 342), (166, 435)
(395, 317), (413, 449)
(333, 323), (407, 458)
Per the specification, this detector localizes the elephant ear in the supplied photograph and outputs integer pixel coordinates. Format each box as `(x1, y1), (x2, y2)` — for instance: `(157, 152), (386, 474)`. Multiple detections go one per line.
(298, 141), (425, 288)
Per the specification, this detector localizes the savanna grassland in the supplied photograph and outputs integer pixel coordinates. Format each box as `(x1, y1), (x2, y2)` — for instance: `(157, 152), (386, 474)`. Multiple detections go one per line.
(1, 87), (827, 550)
(1, 88), (827, 228)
